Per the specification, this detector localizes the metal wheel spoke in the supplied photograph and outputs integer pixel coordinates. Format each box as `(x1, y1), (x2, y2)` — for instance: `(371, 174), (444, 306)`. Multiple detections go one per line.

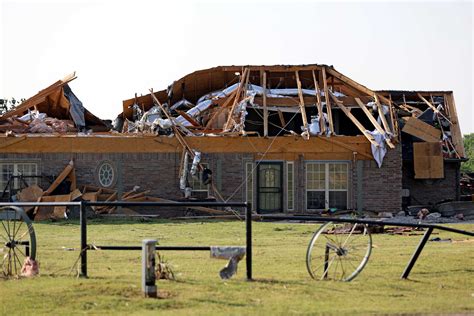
(319, 255), (337, 280)
(307, 222), (372, 282)
(333, 256), (339, 279)
(0, 207), (36, 277)
(340, 257), (347, 279)
(1, 221), (10, 242)
(15, 246), (27, 258)
(13, 250), (23, 274)
(13, 220), (24, 239)
(313, 252), (337, 275)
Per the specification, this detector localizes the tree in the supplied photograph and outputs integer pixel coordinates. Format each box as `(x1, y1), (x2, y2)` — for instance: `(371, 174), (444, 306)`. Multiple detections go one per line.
(461, 133), (474, 173)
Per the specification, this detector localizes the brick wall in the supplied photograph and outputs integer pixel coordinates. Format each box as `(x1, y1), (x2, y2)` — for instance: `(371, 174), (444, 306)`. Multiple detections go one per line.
(402, 161), (459, 206)
(0, 147), (405, 215)
(356, 145), (403, 213)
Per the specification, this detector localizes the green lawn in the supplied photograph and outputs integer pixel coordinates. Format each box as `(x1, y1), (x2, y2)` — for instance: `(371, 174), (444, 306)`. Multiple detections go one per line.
(1, 219), (473, 315)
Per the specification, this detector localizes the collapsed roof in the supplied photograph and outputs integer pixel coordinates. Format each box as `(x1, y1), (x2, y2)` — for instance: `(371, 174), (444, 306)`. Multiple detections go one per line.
(120, 64), (465, 160)
(0, 73), (108, 133)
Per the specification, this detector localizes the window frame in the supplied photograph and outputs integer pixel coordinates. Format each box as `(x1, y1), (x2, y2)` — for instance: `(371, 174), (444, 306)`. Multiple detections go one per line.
(0, 160), (40, 193)
(305, 161), (350, 211)
(286, 161), (295, 211)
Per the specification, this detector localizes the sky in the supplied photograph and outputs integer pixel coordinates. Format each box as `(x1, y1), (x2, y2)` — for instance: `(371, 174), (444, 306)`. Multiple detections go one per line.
(1, 0), (473, 133)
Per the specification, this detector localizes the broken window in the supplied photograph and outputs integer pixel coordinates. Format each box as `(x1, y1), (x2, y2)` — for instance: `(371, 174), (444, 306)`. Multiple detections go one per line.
(189, 163), (209, 198)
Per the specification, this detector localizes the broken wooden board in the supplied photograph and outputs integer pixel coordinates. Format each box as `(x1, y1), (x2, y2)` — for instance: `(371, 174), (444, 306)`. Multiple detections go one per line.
(402, 117), (441, 142)
(17, 184), (44, 214)
(34, 194), (72, 221)
(413, 142), (444, 179)
(43, 160), (75, 196)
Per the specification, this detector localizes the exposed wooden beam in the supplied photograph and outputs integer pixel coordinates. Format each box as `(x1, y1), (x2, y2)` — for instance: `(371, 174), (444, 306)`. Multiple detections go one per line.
(262, 71), (268, 137)
(295, 71), (309, 138)
(444, 93), (465, 157)
(317, 136), (373, 160)
(204, 89), (237, 130)
(321, 67), (335, 134)
(374, 94), (392, 135)
(325, 67), (392, 105)
(312, 70), (326, 134)
(388, 94), (399, 136)
(224, 68), (249, 131)
(277, 109), (286, 128)
(329, 92), (378, 147)
(417, 93), (453, 125)
(355, 98), (395, 149)
(418, 93), (440, 113)
(176, 110), (201, 127)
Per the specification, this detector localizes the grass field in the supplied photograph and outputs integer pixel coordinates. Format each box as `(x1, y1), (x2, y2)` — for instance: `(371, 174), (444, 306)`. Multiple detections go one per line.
(1, 219), (473, 315)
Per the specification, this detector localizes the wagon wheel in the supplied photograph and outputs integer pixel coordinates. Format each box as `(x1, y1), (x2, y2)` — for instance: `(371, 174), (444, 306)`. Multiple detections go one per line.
(306, 222), (372, 282)
(0, 206), (36, 277)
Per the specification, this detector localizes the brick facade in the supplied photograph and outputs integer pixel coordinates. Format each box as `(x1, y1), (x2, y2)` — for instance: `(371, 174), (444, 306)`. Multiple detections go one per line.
(402, 160), (459, 206)
(0, 144), (408, 215)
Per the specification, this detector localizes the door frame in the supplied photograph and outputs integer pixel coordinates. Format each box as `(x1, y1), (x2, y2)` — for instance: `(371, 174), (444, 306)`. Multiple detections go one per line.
(256, 161), (284, 213)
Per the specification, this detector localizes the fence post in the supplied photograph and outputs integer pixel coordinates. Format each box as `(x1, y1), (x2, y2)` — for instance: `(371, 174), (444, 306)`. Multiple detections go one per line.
(80, 200), (87, 278)
(246, 202), (252, 281)
(142, 239), (157, 297)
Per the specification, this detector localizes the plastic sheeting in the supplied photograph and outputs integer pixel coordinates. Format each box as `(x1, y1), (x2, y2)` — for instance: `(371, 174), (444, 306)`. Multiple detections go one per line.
(63, 84), (85, 129)
(210, 246), (246, 280)
(367, 130), (387, 168)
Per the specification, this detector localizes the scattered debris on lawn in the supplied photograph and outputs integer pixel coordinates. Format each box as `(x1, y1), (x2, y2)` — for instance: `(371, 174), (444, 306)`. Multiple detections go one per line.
(155, 253), (175, 280)
(20, 257), (39, 277)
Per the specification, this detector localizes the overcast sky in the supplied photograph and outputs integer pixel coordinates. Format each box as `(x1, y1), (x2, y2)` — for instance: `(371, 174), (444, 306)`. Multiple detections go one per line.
(1, 0), (473, 133)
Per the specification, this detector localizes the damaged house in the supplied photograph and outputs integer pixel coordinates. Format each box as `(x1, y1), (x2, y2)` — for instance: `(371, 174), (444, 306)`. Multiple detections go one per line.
(0, 65), (466, 218)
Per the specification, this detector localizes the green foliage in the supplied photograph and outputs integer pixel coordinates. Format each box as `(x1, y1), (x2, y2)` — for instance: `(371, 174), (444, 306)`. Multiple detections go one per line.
(461, 133), (474, 173)
(1, 220), (473, 315)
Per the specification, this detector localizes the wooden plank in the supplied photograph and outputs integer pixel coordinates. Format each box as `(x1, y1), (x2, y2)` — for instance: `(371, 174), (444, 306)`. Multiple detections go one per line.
(317, 136), (373, 159)
(224, 68), (249, 131)
(417, 93), (439, 113)
(262, 71), (268, 137)
(444, 93), (465, 157)
(329, 92), (378, 147)
(295, 71), (308, 131)
(402, 117), (441, 142)
(325, 67), (392, 105)
(374, 94), (392, 134)
(1, 73), (76, 119)
(413, 142), (444, 179)
(321, 67), (334, 134)
(43, 160), (74, 196)
(176, 110), (201, 127)
(355, 98), (395, 149)
(204, 92), (235, 129)
(312, 70), (326, 134)
(0, 136), (26, 149)
(0, 134), (371, 154)
(277, 110), (286, 128)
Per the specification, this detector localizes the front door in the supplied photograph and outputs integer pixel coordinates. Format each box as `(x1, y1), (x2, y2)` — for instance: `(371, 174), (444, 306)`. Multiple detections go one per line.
(257, 162), (283, 213)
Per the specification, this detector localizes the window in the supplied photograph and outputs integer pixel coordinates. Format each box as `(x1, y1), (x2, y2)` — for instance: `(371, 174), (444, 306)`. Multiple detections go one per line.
(188, 163), (209, 199)
(306, 162), (348, 210)
(97, 161), (115, 188)
(245, 162), (254, 208)
(287, 162), (294, 211)
(0, 162), (38, 193)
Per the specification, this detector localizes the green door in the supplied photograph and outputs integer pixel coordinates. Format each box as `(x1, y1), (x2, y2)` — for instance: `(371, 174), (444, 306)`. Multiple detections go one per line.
(257, 162), (283, 213)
